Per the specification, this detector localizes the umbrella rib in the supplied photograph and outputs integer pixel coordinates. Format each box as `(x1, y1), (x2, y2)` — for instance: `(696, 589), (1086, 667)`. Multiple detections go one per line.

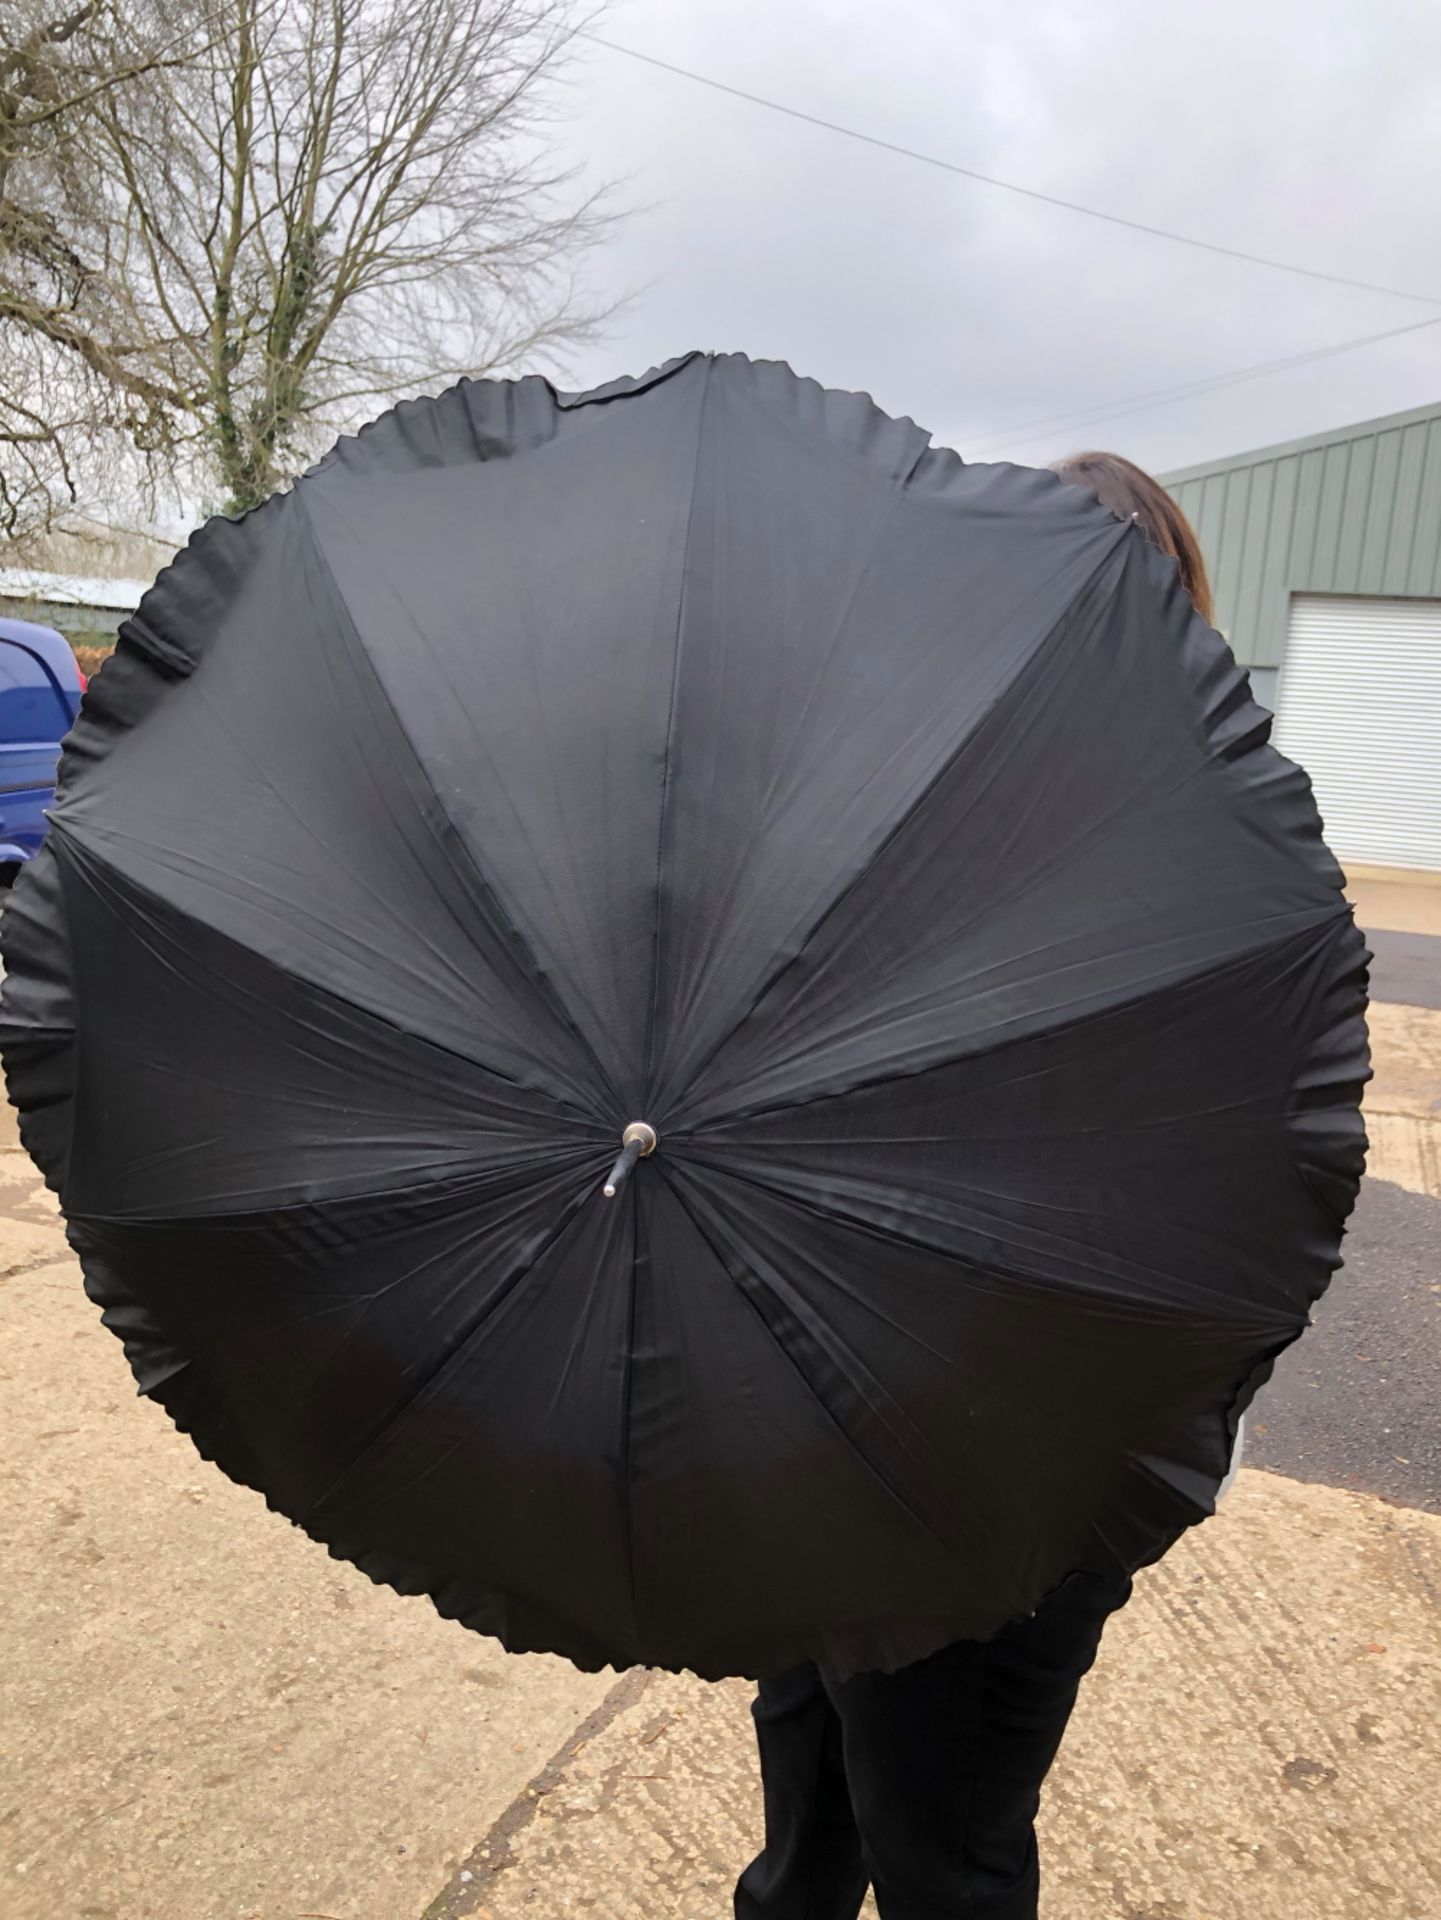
(64, 1148), (604, 1233)
(51, 821), (603, 1133)
(298, 1176), (600, 1526)
(642, 356), (713, 1094)
(667, 531), (1133, 1108)
(96, 542), (554, 1082)
(661, 1164), (979, 1565)
(680, 908), (1359, 1135)
(294, 492), (627, 1117)
(664, 482), (910, 1033)
(685, 686), (1325, 1119)
(617, 1176), (644, 1657)
(670, 1149), (1302, 1336)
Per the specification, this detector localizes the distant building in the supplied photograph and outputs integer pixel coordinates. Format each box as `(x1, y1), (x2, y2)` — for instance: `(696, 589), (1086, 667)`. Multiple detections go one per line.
(1165, 400), (1441, 874)
(0, 515), (176, 648)
(0, 565), (151, 647)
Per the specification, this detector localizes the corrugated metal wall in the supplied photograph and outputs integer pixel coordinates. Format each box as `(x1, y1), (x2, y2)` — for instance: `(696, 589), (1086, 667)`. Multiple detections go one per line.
(1163, 400), (1441, 669)
(0, 597), (127, 644)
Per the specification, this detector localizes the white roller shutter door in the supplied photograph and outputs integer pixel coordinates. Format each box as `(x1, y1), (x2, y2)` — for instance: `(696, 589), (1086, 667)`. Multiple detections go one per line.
(1272, 595), (1441, 873)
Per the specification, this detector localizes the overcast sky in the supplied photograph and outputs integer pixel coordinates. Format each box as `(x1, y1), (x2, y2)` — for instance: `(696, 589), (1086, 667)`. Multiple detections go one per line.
(552, 0), (1441, 475)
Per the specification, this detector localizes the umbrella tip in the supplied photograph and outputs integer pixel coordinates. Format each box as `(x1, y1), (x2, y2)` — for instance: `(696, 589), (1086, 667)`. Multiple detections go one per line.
(602, 1121), (659, 1200)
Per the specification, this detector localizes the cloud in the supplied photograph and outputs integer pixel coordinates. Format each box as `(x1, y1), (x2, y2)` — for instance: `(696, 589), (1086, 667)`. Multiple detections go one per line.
(558, 0), (1441, 472)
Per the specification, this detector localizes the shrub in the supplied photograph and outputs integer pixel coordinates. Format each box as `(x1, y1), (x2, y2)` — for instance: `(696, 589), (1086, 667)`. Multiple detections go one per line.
(73, 644), (114, 682)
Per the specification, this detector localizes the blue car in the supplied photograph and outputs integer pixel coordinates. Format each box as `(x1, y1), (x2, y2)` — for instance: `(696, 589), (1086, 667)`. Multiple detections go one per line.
(0, 615), (85, 879)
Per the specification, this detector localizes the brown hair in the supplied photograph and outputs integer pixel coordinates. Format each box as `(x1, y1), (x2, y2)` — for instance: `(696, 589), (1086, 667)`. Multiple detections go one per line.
(1051, 450), (1214, 626)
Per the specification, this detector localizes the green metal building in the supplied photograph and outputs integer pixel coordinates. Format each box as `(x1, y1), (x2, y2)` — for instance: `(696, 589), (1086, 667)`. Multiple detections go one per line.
(1164, 399), (1441, 873)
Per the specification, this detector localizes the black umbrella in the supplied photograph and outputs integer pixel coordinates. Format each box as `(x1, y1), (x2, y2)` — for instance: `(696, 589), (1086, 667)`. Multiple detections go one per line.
(0, 353), (1368, 1680)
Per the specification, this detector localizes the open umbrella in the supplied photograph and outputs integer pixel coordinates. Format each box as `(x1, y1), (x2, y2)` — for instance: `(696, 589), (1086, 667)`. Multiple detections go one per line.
(0, 353), (1368, 1680)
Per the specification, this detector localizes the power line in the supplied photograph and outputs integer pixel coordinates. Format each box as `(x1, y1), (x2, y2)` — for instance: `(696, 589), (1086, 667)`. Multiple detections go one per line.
(581, 33), (1441, 445)
(580, 32), (1441, 309)
(966, 312), (1441, 456)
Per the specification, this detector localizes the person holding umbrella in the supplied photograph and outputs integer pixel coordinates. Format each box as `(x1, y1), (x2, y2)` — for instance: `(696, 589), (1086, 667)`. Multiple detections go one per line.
(0, 360), (1365, 1920)
(735, 450), (1238, 1920)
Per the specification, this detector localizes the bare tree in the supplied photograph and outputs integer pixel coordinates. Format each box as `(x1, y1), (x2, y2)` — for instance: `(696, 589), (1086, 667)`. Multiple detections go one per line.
(0, 2), (200, 543)
(3, 0), (610, 529)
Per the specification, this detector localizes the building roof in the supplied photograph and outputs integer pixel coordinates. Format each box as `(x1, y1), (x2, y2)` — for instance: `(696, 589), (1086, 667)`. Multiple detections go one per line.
(1160, 395), (1441, 667)
(0, 565), (151, 612)
(1162, 397), (1441, 487)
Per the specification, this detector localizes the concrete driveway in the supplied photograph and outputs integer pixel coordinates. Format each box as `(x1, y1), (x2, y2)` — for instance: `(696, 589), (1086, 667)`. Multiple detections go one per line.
(1, 872), (1438, 1920)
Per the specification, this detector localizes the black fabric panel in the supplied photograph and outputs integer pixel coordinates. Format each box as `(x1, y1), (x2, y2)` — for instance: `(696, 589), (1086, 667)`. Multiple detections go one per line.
(54, 831), (605, 1219)
(296, 358), (713, 1115)
(677, 917), (1362, 1328)
(673, 540), (1353, 1128)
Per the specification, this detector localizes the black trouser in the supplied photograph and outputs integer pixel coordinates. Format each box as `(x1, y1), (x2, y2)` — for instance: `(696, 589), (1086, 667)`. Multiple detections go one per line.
(735, 1572), (1132, 1920)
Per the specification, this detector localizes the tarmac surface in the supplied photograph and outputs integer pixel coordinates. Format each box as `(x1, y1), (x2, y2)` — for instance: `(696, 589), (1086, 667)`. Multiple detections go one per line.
(1249, 1177), (1441, 1511)
(1366, 928), (1441, 1011)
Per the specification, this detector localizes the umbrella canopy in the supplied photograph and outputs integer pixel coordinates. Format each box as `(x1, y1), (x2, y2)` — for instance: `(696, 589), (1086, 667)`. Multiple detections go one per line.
(0, 353), (1368, 1680)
